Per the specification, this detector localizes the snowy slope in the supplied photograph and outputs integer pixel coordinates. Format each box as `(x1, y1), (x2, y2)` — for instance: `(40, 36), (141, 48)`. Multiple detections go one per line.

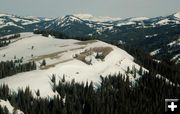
(73, 14), (121, 22)
(150, 37), (180, 64)
(0, 13), (41, 27)
(0, 99), (24, 114)
(129, 17), (149, 21)
(150, 49), (161, 56)
(156, 19), (171, 25)
(0, 32), (145, 98)
(174, 12), (180, 20)
(168, 38), (180, 64)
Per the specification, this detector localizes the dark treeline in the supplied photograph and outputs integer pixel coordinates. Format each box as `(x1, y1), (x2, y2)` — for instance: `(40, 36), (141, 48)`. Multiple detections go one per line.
(0, 71), (180, 114)
(0, 31), (179, 114)
(0, 60), (36, 79)
(0, 34), (20, 47)
(33, 30), (180, 85)
(33, 30), (97, 41)
(107, 42), (180, 85)
(0, 40), (11, 48)
(0, 105), (9, 114)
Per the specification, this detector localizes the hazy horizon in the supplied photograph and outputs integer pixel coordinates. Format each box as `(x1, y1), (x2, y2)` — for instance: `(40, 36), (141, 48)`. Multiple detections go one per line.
(0, 0), (180, 18)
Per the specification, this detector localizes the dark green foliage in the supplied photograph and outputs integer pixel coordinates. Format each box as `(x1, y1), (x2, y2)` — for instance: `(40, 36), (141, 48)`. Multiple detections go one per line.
(33, 30), (67, 38)
(0, 84), (9, 100)
(0, 27), (179, 114)
(95, 52), (105, 60)
(0, 71), (180, 114)
(0, 60), (36, 79)
(114, 43), (180, 85)
(33, 30), (97, 41)
(0, 106), (9, 114)
(138, 66), (143, 75)
(0, 34), (20, 47)
(51, 74), (56, 84)
(51, 74), (56, 92)
(41, 59), (46, 66)
(100, 24), (180, 52)
(0, 40), (11, 47)
(35, 90), (40, 97)
(99, 24), (180, 64)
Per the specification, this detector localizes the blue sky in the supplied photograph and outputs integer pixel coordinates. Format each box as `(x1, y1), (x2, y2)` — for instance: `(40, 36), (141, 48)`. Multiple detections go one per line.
(0, 0), (180, 18)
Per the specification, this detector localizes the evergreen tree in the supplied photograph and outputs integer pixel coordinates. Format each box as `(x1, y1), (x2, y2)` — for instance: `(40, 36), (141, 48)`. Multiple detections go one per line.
(41, 59), (46, 66)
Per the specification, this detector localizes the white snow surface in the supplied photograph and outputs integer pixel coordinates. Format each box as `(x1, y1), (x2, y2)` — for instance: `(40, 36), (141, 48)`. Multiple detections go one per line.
(73, 14), (121, 22)
(168, 38), (180, 47)
(156, 74), (180, 87)
(117, 21), (136, 26)
(150, 49), (161, 56)
(156, 19), (171, 25)
(129, 17), (149, 21)
(0, 13), (41, 29)
(0, 21), (24, 29)
(73, 14), (93, 20)
(0, 32), (144, 98)
(145, 34), (158, 38)
(0, 13), (10, 17)
(0, 99), (24, 114)
(174, 12), (180, 19)
(171, 54), (180, 64)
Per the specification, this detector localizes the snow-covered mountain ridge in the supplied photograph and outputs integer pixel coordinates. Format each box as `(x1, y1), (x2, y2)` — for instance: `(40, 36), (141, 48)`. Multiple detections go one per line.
(0, 32), (146, 97)
(0, 11), (180, 36)
(174, 12), (180, 19)
(73, 14), (121, 22)
(0, 11), (180, 64)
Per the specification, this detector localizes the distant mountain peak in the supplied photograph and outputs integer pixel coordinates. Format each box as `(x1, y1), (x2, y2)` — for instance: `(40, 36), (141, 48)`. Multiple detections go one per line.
(0, 12), (11, 17)
(56, 15), (84, 23)
(129, 17), (149, 21)
(73, 14), (94, 19)
(72, 13), (121, 22)
(174, 12), (180, 19)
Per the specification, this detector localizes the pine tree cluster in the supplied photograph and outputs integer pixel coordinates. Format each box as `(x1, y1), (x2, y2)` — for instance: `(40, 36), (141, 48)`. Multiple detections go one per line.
(112, 43), (180, 85)
(0, 34), (20, 47)
(33, 30), (97, 41)
(0, 71), (179, 114)
(0, 60), (36, 79)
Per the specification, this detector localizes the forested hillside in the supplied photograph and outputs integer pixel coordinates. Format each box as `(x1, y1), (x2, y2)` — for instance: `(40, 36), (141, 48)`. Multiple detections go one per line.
(0, 11), (180, 113)
(0, 71), (179, 114)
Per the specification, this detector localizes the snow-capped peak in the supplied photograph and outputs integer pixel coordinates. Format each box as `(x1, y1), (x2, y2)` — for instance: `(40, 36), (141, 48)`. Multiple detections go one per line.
(56, 15), (83, 23)
(72, 13), (121, 22)
(53, 15), (86, 27)
(129, 17), (149, 21)
(0, 12), (11, 17)
(174, 12), (180, 19)
(24, 16), (41, 20)
(73, 14), (94, 20)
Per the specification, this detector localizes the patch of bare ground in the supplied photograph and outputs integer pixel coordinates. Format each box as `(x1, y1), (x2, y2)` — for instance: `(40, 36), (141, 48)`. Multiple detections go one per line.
(59, 45), (69, 47)
(69, 46), (86, 51)
(40, 59), (74, 70)
(74, 40), (97, 45)
(30, 46), (85, 62)
(74, 47), (113, 65)
(30, 50), (67, 61)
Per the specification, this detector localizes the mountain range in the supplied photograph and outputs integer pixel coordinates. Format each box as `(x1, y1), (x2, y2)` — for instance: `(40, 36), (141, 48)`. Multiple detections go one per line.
(0, 12), (180, 113)
(0, 12), (180, 64)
